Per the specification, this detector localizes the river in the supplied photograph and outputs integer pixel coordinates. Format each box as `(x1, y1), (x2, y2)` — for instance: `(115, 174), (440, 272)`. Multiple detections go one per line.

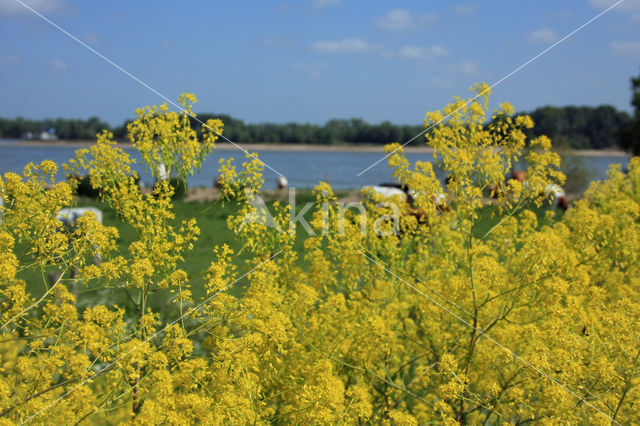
(0, 140), (630, 192)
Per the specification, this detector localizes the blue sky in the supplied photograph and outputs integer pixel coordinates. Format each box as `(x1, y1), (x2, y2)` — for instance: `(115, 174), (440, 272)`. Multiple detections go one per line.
(0, 0), (639, 126)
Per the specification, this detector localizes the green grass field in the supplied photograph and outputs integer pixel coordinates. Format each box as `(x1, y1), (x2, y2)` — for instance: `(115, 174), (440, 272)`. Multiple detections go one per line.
(15, 190), (331, 317)
(15, 190), (565, 319)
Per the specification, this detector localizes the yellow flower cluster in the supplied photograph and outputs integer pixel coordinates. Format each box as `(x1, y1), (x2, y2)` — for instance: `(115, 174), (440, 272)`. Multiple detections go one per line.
(0, 88), (639, 424)
(127, 93), (223, 181)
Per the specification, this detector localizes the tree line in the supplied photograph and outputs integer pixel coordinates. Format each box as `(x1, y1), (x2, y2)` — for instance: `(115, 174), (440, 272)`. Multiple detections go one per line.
(0, 104), (634, 151)
(521, 105), (631, 150)
(0, 116), (119, 141)
(619, 70), (640, 155)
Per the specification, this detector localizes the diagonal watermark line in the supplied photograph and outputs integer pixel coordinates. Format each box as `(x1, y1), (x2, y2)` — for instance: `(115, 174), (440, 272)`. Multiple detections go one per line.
(13, 0), (284, 178)
(20, 251), (281, 425)
(356, 0), (625, 177)
(360, 249), (619, 424)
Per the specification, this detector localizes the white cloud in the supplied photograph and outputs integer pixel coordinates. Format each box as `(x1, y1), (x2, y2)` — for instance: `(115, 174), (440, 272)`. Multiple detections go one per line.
(0, 54), (21, 67)
(430, 61), (481, 91)
(588, 0), (640, 11)
(376, 9), (437, 31)
(51, 59), (67, 71)
(589, 0), (640, 22)
(453, 3), (479, 15)
(447, 60), (480, 76)
(398, 45), (448, 60)
(312, 0), (341, 8)
(312, 38), (379, 54)
(0, 0), (70, 16)
(610, 40), (640, 56)
(311, 38), (448, 61)
(528, 28), (558, 43)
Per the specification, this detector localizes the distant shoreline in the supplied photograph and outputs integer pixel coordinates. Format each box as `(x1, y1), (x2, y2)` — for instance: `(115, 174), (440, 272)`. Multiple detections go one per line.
(6, 139), (436, 153)
(4, 139), (631, 157)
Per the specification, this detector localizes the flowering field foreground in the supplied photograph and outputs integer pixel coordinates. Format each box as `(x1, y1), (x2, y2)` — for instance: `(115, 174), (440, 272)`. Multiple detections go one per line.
(1, 85), (639, 424)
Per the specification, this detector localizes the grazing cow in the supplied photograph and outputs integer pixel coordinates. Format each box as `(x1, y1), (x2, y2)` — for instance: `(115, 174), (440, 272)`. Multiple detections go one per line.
(56, 207), (103, 229)
(50, 207), (104, 287)
(508, 170), (569, 210)
(365, 183), (446, 222)
(367, 183), (409, 201)
(511, 170), (526, 183)
(363, 184), (410, 238)
(544, 183), (569, 211)
(56, 207), (104, 262)
(277, 176), (288, 189)
(214, 176), (223, 189)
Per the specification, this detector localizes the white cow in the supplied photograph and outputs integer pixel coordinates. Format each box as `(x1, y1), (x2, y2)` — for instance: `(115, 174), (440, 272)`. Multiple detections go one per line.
(56, 207), (104, 274)
(56, 207), (103, 228)
(365, 185), (409, 201)
(277, 175), (288, 189)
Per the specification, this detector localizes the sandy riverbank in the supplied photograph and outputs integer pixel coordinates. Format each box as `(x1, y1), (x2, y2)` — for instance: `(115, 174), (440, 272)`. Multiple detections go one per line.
(10, 139), (435, 153)
(6, 139), (631, 157)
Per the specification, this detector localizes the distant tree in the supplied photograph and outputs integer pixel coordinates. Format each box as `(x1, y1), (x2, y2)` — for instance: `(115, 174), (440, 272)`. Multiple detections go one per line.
(620, 69), (640, 155)
(1, 100), (634, 149)
(521, 105), (630, 150)
(322, 119), (344, 144)
(112, 120), (130, 140)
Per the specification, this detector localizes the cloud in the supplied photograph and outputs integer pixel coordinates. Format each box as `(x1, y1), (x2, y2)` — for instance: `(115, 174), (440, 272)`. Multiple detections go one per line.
(312, 38), (380, 54)
(51, 59), (67, 71)
(312, 0), (341, 8)
(0, 54), (21, 67)
(430, 61), (481, 91)
(375, 9), (437, 31)
(527, 28), (558, 43)
(589, 0), (640, 21)
(610, 40), (640, 56)
(588, 0), (640, 11)
(398, 45), (448, 60)
(453, 3), (480, 15)
(0, 0), (70, 16)
(447, 60), (480, 76)
(311, 39), (448, 61)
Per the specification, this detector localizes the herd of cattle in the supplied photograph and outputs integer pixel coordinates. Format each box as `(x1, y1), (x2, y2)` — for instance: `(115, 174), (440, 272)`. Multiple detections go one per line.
(365, 170), (568, 222)
(0, 170), (567, 285)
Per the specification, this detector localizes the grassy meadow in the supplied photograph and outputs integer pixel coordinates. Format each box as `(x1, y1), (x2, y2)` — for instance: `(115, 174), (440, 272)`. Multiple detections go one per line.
(15, 188), (565, 321)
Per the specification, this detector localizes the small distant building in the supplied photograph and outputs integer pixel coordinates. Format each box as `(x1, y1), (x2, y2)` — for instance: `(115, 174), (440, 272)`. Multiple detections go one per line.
(40, 128), (57, 141)
(22, 128), (57, 140)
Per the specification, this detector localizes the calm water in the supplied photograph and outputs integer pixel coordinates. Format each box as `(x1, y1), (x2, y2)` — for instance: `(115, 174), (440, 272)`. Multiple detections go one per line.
(0, 140), (630, 192)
